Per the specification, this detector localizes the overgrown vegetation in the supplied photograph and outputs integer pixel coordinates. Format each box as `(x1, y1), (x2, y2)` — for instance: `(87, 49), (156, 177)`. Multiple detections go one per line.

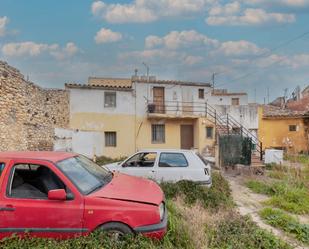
(260, 208), (309, 245)
(207, 212), (292, 249)
(284, 153), (309, 165)
(96, 156), (127, 166)
(1, 172), (292, 249)
(161, 171), (234, 211)
(246, 180), (309, 214)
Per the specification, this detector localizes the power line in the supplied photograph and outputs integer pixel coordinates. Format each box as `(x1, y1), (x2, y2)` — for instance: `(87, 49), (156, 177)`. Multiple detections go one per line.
(212, 30), (309, 87)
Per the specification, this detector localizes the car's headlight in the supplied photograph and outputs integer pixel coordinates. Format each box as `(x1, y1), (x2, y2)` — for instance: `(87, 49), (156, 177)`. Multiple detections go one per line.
(159, 202), (165, 221)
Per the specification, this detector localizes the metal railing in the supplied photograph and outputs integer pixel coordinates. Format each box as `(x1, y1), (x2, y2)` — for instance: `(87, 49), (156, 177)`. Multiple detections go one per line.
(147, 100), (263, 161)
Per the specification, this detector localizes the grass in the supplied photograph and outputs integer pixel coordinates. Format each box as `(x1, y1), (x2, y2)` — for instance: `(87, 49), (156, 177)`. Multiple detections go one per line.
(246, 180), (309, 214)
(260, 208), (309, 245)
(284, 154), (309, 165)
(207, 212), (292, 249)
(1, 172), (292, 249)
(161, 171), (234, 211)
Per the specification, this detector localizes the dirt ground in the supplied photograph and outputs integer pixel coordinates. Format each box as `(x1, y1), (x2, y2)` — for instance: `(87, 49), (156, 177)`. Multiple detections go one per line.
(223, 170), (309, 249)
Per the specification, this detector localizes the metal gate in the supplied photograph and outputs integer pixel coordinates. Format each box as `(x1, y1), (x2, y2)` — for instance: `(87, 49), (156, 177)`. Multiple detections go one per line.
(219, 135), (252, 166)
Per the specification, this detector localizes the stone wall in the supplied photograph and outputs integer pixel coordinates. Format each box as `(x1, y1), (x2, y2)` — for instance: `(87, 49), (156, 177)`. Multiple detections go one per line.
(0, 61), (69, 151)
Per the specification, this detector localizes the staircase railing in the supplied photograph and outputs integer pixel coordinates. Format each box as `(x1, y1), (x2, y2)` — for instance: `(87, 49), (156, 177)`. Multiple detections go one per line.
(146, 100), (263, 161)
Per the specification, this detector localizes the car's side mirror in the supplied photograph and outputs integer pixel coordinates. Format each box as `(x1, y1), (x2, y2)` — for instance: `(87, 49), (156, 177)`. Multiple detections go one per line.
(48, 189), (67, 201)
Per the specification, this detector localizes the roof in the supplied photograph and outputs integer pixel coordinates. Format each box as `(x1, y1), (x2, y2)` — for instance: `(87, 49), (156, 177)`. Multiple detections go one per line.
(0, 151), (77, 163)
(88, 77), (132, 88)
(65, 83), (132, 91)
(212, 92), (247, 96)
(262, 105), (309, 118)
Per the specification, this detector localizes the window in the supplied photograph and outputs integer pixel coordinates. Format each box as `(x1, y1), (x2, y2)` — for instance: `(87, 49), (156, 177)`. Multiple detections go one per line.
(0, 163), (5, 177)
(198, 89), (204, 99)
(8, 164), (65, 199)
(152, 124), (165, 143)
(289, 125), (297, 132)
(206, 127), (214, 139)
(232, 98), (240, 106)
(105, 132), (117, 147)
(123, 152), (157, 167)
(104, 92), (116, 108)
(159, 153), (188, 167)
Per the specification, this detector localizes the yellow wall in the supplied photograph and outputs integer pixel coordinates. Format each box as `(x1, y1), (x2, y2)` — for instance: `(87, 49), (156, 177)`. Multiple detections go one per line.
(70, 113), (136, 158)
(258, 107), (308, 153)
(70, 112), (216, 158)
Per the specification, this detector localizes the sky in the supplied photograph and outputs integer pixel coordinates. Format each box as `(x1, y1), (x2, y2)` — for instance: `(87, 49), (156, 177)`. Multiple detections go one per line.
(0, 0), (309, 103)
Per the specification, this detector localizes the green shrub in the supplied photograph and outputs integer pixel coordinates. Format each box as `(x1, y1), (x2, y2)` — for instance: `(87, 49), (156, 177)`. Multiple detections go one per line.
(206, 212), (292, 249)
(96, 156), (127, 166)
(160, 172), (234, 211)
(260, 208), (309, 244)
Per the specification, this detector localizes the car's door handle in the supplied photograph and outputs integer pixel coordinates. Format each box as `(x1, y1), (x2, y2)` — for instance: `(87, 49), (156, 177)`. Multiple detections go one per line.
(0, 206), (15, 211)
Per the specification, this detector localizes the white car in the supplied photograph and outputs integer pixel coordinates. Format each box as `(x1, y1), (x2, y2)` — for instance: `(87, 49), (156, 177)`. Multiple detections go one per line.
(104, 149), (212, 186)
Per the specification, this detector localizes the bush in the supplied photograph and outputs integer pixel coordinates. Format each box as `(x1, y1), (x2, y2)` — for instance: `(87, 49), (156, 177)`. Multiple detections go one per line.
(246, 180), (275, 195)
(206, 212), (292, 249)
(96, 156), (127, 166)
(160, 172), (234, 211)
(260, 208), (309, 244)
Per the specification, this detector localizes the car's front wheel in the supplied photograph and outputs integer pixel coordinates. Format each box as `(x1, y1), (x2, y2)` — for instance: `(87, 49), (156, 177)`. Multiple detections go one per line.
(100, 222), (133, 240)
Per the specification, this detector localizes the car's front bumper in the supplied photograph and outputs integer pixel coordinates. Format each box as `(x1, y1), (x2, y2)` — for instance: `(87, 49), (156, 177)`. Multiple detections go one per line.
(133, 206), (168, 239)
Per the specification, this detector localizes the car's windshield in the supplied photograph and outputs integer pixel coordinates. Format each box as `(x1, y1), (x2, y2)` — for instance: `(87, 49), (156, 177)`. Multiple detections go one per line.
(57, 155), (112, 195)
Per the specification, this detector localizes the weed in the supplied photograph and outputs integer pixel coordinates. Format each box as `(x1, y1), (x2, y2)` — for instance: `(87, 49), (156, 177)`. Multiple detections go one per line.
(96, 156), (127, 166)
(161, 172), (234, 211)
(246, 180), (275, 195)
(246, 180), (309, 214)
(206, 212), (292, 249)
(260, 208), (309, 245)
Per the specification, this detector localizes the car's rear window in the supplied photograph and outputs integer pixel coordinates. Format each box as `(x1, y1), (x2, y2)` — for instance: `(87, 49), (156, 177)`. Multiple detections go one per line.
(159, 153), (188, 167)
(0, 163), (5, 177)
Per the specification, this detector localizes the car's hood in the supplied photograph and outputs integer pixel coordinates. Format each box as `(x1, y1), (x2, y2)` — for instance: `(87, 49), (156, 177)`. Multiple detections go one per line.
(88, 173), (163, 206)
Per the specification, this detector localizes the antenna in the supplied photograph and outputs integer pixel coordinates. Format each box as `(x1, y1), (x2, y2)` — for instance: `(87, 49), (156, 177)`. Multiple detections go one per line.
(142, 62), (149, 81)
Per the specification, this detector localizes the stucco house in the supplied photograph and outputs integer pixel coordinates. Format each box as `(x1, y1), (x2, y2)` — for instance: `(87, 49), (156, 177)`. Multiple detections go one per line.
(59, 76), (258, 159)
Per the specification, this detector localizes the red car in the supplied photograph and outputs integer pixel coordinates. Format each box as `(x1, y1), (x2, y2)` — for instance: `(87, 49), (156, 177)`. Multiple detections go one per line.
(0, 152), (167, 240)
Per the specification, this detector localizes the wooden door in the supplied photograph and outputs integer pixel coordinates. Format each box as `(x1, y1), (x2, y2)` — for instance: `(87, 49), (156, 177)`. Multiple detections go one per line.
(180, 125), (194, 150)
(153, 87), (165, 113)
(182, 88), (193, 115)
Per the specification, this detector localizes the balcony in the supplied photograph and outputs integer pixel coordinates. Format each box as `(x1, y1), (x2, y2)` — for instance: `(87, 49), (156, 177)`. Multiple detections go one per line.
(147, 101), (215, 120)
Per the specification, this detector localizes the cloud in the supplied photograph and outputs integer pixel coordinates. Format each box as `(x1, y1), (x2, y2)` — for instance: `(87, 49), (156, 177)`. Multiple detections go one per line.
(207, 7), (295, 26)
(214, 40), (266, 56)
(184, 55), (204, 65)
(50, 42), (79, 60)
(242, 0), (309, 8)
(0, 16), (9, 36)
(1, 41), (79, 59)
(91, 0), (213, 23)
(95, 28), (123, 44)
(145, 30), (219, 50)
(209, 2), (241, 16)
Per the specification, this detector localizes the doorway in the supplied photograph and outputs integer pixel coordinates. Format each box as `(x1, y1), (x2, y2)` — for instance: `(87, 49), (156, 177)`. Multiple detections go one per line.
(180, 125), (194, 149)
(153, 87), (165, 113)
